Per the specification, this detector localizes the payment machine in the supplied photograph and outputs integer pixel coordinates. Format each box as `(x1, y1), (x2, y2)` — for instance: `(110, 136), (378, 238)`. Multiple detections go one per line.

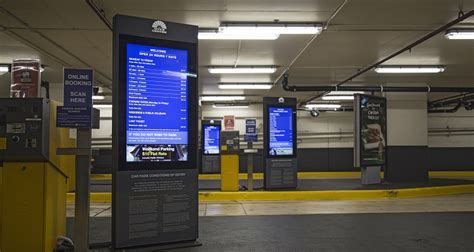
(220, 130), (240, 191)
(0, 98), (75, 252)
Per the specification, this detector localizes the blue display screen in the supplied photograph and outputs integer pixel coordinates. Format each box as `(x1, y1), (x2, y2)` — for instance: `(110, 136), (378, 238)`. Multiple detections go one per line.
(125, 43), (188, 162)
(203, 125), (220, 155)
(268, 107), (293, 156)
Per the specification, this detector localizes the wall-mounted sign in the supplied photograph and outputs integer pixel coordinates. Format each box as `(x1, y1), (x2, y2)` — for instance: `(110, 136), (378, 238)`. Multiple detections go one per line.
(10, 59), (41, 98)
(355, 94), (387, 167)
(224, 115), (235, 130)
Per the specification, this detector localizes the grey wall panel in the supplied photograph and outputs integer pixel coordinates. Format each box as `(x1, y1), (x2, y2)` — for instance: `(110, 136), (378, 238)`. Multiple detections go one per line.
(93, 147), (474, 173)
(428, 148), (474, 171)
(386, 146), (429, 182)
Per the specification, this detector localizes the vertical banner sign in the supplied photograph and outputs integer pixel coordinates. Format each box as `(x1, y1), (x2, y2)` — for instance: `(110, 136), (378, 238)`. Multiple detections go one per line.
(112, 15), (199, 249)
(56, 68), (93, 128)
(244, 118), (258, 142)
(354, 94), (387, 167)
(263, 97), (298, 189)
(10, 59), (41, 98)
(223, 115), (235, 130)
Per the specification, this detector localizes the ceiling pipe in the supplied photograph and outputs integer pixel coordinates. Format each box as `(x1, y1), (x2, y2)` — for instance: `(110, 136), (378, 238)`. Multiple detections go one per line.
(281, 74), (474, 93)
(282, 10), (474, 105)
(85, 0), (113, 31)
(428, 102), (463, 113)
(429, 93), (474, 108)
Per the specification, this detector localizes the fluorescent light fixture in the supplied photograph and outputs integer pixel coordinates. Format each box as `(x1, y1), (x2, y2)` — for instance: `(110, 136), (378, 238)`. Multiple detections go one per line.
(93, 104), (112, 108)
(0, 65), (9, 73)
(198, 30), (279, 40)
(220, 23), (323, 35)
(322, 96), (355, 101)
(200, 96), (246, 101)
(218, 83), (273, 90)
(208, 67), (277, 74)
(213, 104), (249, 109)
(374, 66), (445, 73)
(305, 104), (342, 109)
(92, 95), (105, 100)
(445, 29), (474, 40)
(327, 91), (364, 95)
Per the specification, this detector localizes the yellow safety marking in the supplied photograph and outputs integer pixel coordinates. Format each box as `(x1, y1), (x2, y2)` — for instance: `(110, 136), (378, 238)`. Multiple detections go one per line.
(68, 184), (474, 203)
(0, 137), (6, 150)
(91, 171), (474, 181)
(428, 171), (474, 178)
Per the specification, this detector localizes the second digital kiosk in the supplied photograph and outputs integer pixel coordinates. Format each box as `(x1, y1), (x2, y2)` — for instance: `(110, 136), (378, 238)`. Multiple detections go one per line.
(263, 97), (298, 189)
(201, 120), (221, 173)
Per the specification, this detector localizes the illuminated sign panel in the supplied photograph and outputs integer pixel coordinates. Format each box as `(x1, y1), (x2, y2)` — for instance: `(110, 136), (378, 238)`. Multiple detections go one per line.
(203, 125), (220, 155)
(268, 107), (293, 156)
(125, 43), (188, 162)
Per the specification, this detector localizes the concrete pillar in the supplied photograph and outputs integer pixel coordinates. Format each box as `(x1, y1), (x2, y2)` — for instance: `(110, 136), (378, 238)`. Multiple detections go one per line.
(385, 93), (429, 182)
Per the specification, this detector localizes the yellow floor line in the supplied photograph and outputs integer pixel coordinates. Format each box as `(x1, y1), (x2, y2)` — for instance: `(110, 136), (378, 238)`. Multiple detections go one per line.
(67, 184), (474, 203)
(91, 171), (474, 181)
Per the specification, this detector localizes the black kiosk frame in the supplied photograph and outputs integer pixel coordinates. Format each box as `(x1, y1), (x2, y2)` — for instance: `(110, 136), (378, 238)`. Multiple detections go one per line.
(354, 94), (387, 185)
(201, 120), (221, 174)
(112, 15), (199, 249)
(263, 97), (298, 189)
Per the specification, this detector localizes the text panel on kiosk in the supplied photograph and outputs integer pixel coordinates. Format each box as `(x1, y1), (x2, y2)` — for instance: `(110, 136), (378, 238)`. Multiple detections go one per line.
(203, 125), (220, 155)
(268, 106), (293, 156)
(125, 43), (189, 162)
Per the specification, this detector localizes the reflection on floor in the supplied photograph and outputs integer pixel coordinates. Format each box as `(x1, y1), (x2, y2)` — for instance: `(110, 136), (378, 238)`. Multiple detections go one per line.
(67, 194), (474, 218)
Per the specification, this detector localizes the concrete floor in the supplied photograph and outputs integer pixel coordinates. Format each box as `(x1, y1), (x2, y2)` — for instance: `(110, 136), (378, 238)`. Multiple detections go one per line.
(67, 194), (474, 217)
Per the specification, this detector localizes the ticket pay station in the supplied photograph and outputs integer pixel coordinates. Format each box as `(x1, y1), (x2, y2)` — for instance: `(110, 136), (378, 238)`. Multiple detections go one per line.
(220, 131), (240, 191)
(201, 120), (221, 174)
(0, 98), (75, 252)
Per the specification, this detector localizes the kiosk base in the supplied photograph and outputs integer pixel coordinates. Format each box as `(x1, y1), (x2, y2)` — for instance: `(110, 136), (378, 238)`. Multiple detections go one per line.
(361, 166), (381, 185)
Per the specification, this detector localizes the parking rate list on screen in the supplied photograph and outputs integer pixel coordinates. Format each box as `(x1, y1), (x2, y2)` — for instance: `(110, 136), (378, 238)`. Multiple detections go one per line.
(268, 107), (293, 156)
(126, 43), (189, 162)
(203, 125), (220, 155)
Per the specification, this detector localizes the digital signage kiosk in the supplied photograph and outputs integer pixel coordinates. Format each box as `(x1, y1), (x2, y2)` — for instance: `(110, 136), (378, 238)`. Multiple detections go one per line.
(263, 97), (298, 189)
(354, 94), (387, 185)
(201, 120), (221, 173)
(112, 15), (199, 249)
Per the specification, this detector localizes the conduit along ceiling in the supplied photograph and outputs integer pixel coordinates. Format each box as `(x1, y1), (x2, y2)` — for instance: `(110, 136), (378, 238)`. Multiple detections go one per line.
(0, 0), (473, 111)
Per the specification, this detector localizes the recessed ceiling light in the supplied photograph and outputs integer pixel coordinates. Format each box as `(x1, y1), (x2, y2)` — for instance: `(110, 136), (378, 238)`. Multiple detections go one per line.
(374, 66), (445, 73)
(201, 96), (246, 101)
(445, 29), (474, 40)
(208, 67), (277, 74)
(305, 104), (342, 109)
(218, 83), (273, 90)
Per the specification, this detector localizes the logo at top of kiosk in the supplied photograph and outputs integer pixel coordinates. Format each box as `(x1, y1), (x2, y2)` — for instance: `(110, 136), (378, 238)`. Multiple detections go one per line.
(151, 20), (167, 34)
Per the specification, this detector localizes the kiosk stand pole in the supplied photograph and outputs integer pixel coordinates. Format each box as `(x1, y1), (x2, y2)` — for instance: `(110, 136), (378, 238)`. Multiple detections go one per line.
(246, 142), (254, 191)
(73, 129), (91, 251)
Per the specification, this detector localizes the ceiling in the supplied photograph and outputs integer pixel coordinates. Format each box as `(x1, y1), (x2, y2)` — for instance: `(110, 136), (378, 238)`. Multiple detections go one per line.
(0, 0), (473, 104)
